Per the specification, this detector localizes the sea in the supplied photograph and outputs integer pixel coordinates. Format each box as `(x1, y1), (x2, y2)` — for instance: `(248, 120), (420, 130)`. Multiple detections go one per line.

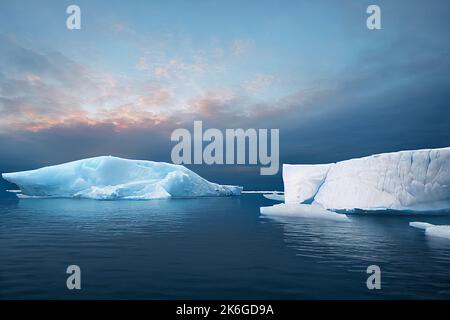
(1, 192), (450, 299)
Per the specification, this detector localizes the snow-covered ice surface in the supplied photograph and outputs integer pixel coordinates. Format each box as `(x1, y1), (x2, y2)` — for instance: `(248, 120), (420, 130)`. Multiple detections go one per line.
(260, 203), (349, 221)
(284, 147), (450, 211)
(2, 156), (242, 200)
(410, 222), (450, 240)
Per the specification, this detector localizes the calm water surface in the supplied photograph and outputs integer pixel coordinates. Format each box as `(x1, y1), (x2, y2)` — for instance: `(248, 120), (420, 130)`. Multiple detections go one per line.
(1, 194), (450, 299)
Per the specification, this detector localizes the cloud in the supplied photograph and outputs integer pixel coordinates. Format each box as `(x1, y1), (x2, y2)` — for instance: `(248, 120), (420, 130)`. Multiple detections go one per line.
(242, 74), (276, 93)
(0, 35), (184, 131)
(231, 39), (254, 57)
(2, 30), (449, 138)
(152, 59), (205, 80)
(0, 34), (295, 133)
(136, 57), (149, 71)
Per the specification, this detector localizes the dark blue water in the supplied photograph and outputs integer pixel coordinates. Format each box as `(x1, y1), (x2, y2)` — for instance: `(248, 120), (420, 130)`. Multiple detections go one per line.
(1, 194), (450, 299)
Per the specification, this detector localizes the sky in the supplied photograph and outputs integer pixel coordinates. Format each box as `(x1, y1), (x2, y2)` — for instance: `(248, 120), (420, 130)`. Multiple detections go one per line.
(0, 0), (449, 190)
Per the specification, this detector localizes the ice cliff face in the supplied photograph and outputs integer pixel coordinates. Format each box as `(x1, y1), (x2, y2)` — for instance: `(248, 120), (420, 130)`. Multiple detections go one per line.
(284, 147), (450, 211)
(283, 164), (331, 204)
(2, 156), (242, 200)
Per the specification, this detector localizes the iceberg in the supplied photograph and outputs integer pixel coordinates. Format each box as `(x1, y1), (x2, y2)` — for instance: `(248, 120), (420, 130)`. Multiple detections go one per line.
(410, 222), (450, 240)
(282, 147), (450, 211)
(1, 156), (242, 200)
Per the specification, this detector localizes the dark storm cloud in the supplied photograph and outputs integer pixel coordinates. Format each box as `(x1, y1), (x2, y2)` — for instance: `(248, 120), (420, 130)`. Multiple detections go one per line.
(277, 38), (450, 166)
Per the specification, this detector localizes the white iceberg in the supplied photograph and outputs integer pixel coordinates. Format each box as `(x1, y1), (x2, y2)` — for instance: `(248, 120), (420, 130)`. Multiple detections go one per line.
(283, 147), (450, 211)
(410, 222), (450, 240)
(1, 156), (242, 200)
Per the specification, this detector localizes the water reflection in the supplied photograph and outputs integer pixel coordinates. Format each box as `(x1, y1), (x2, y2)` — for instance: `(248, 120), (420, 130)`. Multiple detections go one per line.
(261, 212), (450, 299)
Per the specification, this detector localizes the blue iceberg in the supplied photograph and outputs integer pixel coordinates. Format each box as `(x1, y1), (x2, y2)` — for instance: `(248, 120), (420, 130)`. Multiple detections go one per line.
(2, 156), (242, 200)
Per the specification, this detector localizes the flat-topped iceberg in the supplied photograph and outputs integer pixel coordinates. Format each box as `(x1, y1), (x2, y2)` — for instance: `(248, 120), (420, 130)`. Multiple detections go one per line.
(282, 147), (450, 211)
(2, 156), (242, 200)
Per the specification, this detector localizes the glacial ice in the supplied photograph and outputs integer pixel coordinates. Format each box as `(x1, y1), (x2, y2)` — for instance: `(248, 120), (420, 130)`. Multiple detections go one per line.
(283, 147), (450, 211)
(2, 156), (242, 200)
(410, 222), (450, 240)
